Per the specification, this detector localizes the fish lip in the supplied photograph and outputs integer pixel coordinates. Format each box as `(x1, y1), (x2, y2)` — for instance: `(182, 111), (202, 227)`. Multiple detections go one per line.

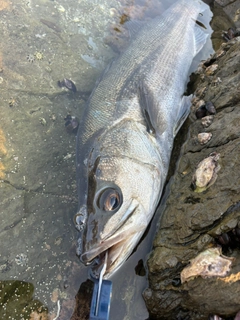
(80, 222), (145, 274)
(80, 229), (130, 264)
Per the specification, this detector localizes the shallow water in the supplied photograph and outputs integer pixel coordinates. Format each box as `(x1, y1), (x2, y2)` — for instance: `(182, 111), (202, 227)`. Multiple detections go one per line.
(0, 0), (213, 319)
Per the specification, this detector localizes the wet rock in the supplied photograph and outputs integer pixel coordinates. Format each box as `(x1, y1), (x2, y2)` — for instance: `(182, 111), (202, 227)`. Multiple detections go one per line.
(70, 280), (94, 320)
(144, 24), (240, 320)
(210, 2), (237, 50)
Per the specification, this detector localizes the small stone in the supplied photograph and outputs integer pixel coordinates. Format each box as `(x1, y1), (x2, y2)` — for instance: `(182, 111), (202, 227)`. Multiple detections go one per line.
(198, 132), (212, 145)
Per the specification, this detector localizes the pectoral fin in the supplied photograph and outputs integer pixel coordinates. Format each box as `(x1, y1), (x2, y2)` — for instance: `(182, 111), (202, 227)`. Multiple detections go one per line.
(173, 95), (192, 137)
(138, 81), (157, 135)
(193, 24), (209, 56)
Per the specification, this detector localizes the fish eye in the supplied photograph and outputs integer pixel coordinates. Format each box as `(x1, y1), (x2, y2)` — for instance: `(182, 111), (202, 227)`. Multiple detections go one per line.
(97, 188), (122, 212)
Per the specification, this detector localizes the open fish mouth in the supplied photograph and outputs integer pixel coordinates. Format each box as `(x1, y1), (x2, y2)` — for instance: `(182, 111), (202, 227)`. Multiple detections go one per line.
(88, 242), (126, 278)
(80, 226), (145, 278)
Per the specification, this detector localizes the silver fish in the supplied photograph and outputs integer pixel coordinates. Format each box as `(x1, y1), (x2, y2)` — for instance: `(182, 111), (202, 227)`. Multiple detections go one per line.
(75, 0), (211, 278)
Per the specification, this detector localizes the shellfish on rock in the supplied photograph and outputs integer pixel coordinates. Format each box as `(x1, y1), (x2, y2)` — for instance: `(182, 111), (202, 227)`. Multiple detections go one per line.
(205, 101), (216, 115)
(180, 247), (234, 283)
(195, 101), (216, 119)
(201, 115), (214, 128)
(192, 152), (221, 193)
(198, 132), (212, 145)
(58, 78), (77, 93)
(64, 115), (79, 134)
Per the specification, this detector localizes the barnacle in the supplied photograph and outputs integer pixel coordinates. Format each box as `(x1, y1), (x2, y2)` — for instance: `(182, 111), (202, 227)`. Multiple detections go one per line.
(34, 51), (43, 60)
(15, 253), (28, 266)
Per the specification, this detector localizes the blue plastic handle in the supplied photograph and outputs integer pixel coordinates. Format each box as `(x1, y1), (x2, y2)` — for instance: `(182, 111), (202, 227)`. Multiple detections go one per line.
(90, 279), (112, 320)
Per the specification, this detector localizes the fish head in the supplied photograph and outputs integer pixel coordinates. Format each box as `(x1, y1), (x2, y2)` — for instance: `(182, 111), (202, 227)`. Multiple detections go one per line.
(75, 142), (162, 278)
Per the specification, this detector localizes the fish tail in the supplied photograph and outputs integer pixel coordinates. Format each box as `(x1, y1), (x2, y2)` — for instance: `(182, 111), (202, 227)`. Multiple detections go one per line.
(173, 0), (210, 56)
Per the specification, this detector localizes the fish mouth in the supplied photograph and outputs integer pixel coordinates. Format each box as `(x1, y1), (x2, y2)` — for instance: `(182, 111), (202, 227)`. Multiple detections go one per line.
(80, 226), (145, 278)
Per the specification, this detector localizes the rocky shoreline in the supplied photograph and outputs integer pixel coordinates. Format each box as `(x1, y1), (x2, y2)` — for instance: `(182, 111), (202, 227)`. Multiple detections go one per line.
(143, 3), (240, 318)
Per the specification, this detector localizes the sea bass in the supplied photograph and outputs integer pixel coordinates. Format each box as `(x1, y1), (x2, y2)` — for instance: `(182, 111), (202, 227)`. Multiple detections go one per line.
(75, 0), (211, 278)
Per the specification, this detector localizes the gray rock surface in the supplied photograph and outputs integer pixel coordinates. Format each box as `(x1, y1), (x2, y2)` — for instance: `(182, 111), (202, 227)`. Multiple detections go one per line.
(143, 6), (240, 320)
(0, 0), (119, 318)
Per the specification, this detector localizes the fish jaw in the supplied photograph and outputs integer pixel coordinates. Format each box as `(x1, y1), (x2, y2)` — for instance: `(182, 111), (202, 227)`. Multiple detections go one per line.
(80, 207), (147, 278)
(76, 121), (164, 277)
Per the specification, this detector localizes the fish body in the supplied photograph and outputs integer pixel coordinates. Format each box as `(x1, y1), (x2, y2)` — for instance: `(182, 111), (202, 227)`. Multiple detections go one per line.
(75, 0), (211, 278)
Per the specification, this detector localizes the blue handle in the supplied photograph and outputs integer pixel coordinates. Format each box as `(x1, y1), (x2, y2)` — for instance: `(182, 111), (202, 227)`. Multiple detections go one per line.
(90, 279), (112, 320)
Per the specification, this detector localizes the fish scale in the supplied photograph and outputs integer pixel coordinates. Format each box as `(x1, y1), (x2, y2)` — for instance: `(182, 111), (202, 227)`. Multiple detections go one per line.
(75, 0), (212, 279)
(79, 7), (182, 143)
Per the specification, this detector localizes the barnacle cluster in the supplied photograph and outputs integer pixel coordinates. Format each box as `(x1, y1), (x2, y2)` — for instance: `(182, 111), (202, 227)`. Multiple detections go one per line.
(15, 253), (28, 266)
(26, 51), (43, 62)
